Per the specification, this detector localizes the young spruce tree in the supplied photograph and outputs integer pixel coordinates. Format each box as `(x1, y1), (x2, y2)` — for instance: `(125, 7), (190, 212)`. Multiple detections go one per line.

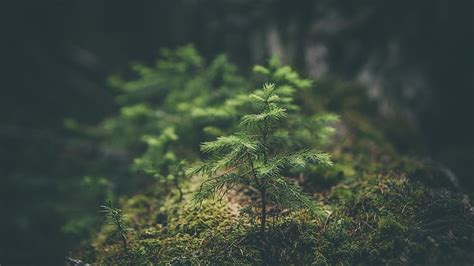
(99, 201), (131, 256)
(188, 83), (333, 236)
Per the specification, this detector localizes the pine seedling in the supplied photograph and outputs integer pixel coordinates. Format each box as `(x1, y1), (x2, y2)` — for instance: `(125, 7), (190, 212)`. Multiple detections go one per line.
(188, 83), (333, 237)
(99, 201), (131, 256)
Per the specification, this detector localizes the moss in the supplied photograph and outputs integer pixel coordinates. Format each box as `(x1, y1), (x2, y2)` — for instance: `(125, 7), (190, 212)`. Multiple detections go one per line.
(377, 217), (406, 235)
(81, 144), (474, 265)
(81, 144), (474, 266)
(82, 179), (473, 265)
(329, 185), (355, 203)
(77, 77), (474, 265)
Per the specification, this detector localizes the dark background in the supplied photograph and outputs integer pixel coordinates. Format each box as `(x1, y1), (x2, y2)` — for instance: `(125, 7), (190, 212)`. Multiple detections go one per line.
(1, 0), (473, 264)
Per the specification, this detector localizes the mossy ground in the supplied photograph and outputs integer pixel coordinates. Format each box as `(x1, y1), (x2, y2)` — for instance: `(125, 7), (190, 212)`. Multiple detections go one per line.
(73, 109), (474, 265)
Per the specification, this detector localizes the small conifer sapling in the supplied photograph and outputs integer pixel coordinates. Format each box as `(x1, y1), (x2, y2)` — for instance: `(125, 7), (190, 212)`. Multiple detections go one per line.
(188, 83), (333, 237)
(99, 201), (131, 256)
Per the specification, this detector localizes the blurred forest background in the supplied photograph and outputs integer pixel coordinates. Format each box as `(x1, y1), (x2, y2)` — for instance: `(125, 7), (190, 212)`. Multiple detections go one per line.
(1, 0), (473, 264)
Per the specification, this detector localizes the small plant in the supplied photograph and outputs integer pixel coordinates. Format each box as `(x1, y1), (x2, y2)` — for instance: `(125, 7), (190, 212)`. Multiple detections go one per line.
(99, 201), (131, 256)
(188, 83), (333, 236)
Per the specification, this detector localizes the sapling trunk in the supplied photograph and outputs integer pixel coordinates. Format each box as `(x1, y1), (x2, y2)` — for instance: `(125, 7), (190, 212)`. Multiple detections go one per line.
(260, 188), (267, 235)
(116, 220), (129, 256)
(260, 187), (269, 264)
(120, 232), (129, 255)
